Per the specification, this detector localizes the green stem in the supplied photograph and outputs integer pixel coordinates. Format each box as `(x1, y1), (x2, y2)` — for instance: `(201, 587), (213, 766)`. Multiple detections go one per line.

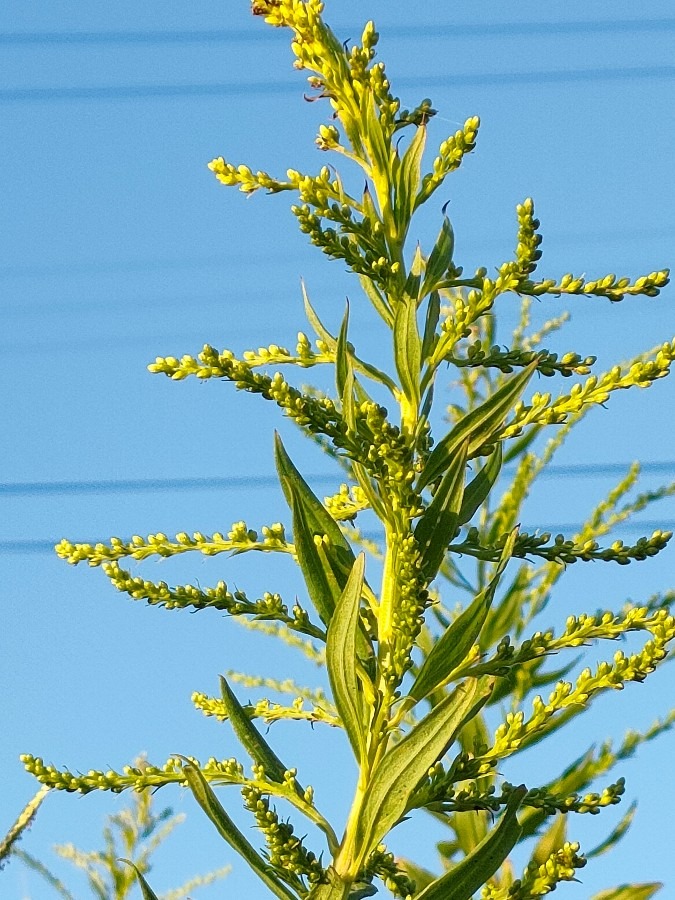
(376, 523), (399, 651)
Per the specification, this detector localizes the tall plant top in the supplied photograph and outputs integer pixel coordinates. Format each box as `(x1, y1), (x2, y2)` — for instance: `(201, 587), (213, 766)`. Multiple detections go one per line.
(22, 3), (675, 899)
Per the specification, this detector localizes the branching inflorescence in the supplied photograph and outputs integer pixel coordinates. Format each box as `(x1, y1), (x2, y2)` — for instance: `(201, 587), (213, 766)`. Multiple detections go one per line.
(25, 2), (674, 899)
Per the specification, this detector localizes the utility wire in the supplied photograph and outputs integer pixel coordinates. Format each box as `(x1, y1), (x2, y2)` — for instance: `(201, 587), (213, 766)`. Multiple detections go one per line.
(2, 66), (675, 104)
(2, 18), (675, 46)
(2, 462), (674, 497)
(3, 222), (673, 284)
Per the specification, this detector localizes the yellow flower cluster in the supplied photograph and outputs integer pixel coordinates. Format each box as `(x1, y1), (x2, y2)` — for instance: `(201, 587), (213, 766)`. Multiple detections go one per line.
(502, 341), (675, 436)
(55, 522), (292, 567)
(481, 842), (586, 899)
(193, 691), (340, 727)
(418, 117), (481, 206)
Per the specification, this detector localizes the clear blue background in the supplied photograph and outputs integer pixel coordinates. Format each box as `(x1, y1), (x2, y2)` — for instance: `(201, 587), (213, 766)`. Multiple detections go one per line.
(2, 1), (674, 897)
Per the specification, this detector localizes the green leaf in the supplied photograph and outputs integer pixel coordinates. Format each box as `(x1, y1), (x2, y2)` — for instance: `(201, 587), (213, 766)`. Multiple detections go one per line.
(356, 678), (492, 854)
(303, 281), (396, 392)
(420, 383), (435, 426)
(458, 442), (503, 525)
(326, 554), (369, 765)
(275, 432), (356, 568)
(358, 272), (393, 325)
(531, 812), (567, 867)
(391, 858), (436, 893)
(349, 883), (378, 899)
(502, 422), (543, 464)
(336, 302), (356, 431)
(181, 762), (297, 900)
(393, 296), (421, 410)
(364, 93), (391, 176)
(415, 786), (526, 900)
(592, 885), (662, 900)
(587, 801), (637, 859)
(219, 675), (296, 789)
(361, 184), (379, 224)
(290, 490), (340, 626)
(362, 94), (391, 213)
(409, 531), (517, 703)
(414, 440), (468, 581)
(335, 301), (350, 399)
(403, 244), (424, 299)
(119, 861), (160, 900)
(352, 460), (387, 522)
(420, 214), (454, 299)
(421, 290), (441, 361)
(394, 125), (426, 239)
(418, 360), (538, 490)
(302, 280), (334, 346)
(276, 435), (374, 660)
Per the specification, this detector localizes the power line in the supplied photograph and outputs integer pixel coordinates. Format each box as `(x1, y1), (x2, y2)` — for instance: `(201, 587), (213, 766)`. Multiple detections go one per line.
(2, 18), (675, 46)
(0, 80), (290, 103)
(2, 462), (674, 497)
(3, 66), (675, 104)
(2, 223), (673, 284)
(0, 474), (298, 496)
(3, 519), (674, 555)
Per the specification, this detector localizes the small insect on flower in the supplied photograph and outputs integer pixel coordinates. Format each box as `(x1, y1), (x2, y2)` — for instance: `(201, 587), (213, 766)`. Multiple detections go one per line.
(251, 0), (281, 16)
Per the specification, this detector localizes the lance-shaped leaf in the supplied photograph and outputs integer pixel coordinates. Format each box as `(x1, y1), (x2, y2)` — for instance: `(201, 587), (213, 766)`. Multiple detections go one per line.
(362, 94), (391, 215)
(415, 785), (526, 900)
(530, 810), (567, 868)
(352, 459), (387, 522)
(119, 860), (160, 900)
(326, 554), (368, 765)
(587, 801), (637, 859)
(349, 883), (378, 899)
(591, 885), (662, 900)
(421, 290), (441, 362)
(276, 434), (358, 627)
(420, 382), (435, 425)
(418, 360), (538, 490)
(394, 125), (426, 239)
(393, 296), (422, 410)
(181, 762), (297, 900)
(336, 302), (356, 432)
(409, 530), (517, 703)
(219, 674), (300, 792)
(302, 284), (398, 392)
(276, 433), (352, 555)
(335, 301), (350, 400)
(420, 213), (454, 299)
(277, 436), (373, 660)
(355, 678), (492, 855)
(458, 442), (503, 526)
(291, 492), (340, 626)
(302, 281), (334, 346)
(358, 272), (393, 325)
(414, 440), (468, 581)
(403, 244), (424, 300)
(364, 93), (391, 178)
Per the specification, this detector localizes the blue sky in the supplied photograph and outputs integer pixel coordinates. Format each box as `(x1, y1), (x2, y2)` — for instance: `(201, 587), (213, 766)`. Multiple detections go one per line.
(2, 1), (675, 897)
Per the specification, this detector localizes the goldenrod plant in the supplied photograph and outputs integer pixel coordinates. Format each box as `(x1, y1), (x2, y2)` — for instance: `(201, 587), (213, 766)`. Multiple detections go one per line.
(21, 2), (674, 898)
(3, 763), (230, 899)
(0, 786), (49, 871)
